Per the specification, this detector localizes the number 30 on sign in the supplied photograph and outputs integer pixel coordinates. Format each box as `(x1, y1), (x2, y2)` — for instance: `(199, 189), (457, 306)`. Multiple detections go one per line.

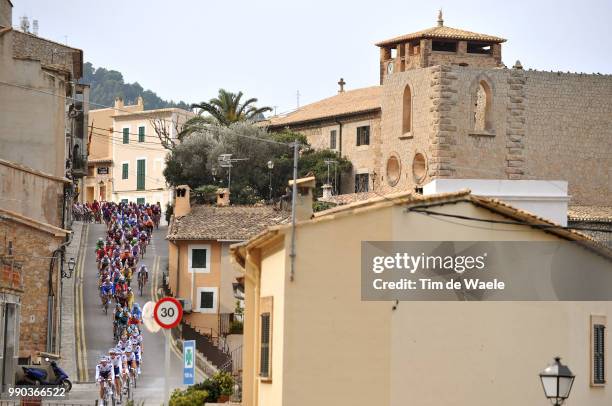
(153, 297), (183, 329)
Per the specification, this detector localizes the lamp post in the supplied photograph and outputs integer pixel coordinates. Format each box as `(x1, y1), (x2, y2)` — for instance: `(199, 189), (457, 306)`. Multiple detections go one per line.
(267, 160), (274, 202)
(539, 357), (575, 406)
(63, 257), (76, 279)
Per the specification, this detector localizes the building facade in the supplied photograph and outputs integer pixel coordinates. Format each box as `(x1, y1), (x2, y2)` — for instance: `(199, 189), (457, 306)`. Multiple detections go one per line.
(167, 186), (288, 371)
(0, 0), (83, 374)
(85, 97), (144, 202)
(111, 107), (192, 207)
(231, 179), (612, 406)
(264, 12), (612, 209)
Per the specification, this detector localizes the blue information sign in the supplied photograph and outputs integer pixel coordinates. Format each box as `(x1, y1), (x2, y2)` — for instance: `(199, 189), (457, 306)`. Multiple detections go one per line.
(183, 340), (196, 385)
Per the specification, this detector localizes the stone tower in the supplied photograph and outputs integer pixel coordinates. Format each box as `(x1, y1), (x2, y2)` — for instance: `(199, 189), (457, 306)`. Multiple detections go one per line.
(376, 10), (505, 84)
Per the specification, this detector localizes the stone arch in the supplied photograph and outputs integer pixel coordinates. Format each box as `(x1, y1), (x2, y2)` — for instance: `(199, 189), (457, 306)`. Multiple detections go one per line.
(402, 84), (412, 134)
(386, 153), (401, 187)
(470, 75), (494, 133)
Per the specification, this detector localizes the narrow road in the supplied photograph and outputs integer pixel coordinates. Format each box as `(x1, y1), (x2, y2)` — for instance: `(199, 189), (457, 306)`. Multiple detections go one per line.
(70, 223), (204, 404)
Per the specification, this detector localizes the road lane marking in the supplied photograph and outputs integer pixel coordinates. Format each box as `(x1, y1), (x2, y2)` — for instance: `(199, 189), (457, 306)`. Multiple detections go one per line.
(80, 224), (89, 381)
(74, 223), (89, 382)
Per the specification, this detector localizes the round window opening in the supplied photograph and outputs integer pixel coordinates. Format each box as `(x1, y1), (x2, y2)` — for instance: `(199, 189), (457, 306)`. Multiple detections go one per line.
(412, 153), (427, 184)
(386, 155), (401, 187)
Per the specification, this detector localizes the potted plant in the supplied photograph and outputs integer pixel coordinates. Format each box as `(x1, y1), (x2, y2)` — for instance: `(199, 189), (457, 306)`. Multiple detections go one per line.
(213, 371), (234, 403)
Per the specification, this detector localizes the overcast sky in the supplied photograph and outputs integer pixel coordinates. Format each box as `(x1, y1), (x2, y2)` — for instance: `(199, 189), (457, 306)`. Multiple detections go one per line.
(11, 0), (612, 114)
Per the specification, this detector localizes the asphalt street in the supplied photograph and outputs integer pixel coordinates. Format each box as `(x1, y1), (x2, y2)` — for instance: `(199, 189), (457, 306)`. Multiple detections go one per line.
(70, 223), (204, 404)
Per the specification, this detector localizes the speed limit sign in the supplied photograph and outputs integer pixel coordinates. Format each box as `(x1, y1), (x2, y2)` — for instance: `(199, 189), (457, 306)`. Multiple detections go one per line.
(154, 297), (183, 329)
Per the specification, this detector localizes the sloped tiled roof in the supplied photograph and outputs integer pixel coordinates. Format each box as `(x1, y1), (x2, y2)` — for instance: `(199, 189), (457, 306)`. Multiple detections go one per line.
(264, 86), (381, 128)
(318, 192), (379, 205)
(376, 25), (506, 47)
(167, 205), (290, 241)
(568, 206), (612, 222)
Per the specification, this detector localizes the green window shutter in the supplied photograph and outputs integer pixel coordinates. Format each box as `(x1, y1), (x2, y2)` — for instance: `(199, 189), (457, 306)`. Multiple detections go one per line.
(136, 159), (145, 190)
(594, 324), (606, 384)
(260, 313), (271, 377)
(136, 197), (145, 205)
(138, 126), (145, 143)
(123, 128), (129, 144)
(191, 249), (208, 269)
(122, 163), (129, 179)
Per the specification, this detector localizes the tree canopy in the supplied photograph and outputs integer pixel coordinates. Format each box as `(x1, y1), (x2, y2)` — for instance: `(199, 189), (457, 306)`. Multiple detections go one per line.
(190, 89), (272, 127)
(82, 62), (190, 110)
(163, 122), (351, 204)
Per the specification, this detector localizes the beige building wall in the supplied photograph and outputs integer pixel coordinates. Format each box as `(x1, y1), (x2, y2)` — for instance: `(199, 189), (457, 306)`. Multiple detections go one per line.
(84, 99), (144, 202)
(111, 108), (191, 207)
(241, 200), (612, 406)
(168, 239), (242, 334)
(0, 30), (68, 179)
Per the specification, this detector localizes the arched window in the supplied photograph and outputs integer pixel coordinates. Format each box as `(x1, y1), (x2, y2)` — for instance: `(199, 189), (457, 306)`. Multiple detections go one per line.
(473, 80), (492, 132)
(402, 85), (412, 134)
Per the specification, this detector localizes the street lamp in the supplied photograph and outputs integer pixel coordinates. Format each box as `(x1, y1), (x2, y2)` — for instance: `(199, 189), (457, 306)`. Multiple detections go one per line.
(63, 257), (76, 279)
(267, 160), (274, 202)
(539, 357), (575, 406)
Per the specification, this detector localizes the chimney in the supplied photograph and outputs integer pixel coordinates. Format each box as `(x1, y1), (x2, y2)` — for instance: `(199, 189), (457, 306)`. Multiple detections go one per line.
(289, 175), (316, 221)
(338, 77), (346, 93)
(137, 96), (144, 108)
(114, 97), (124, 109)
(216, 188), (230, 207)
(174, 185), (191, 217)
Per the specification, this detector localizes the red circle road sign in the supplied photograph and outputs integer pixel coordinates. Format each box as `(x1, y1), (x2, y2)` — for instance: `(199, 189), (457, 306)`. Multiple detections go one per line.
(153, 297), (183, 329)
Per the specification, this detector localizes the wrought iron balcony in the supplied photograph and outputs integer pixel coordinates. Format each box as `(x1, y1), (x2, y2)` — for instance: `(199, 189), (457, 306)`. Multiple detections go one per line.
(71, 153), (88, 178)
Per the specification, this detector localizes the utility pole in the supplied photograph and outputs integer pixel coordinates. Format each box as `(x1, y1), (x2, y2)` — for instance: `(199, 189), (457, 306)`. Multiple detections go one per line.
(290, 140), (299, 281)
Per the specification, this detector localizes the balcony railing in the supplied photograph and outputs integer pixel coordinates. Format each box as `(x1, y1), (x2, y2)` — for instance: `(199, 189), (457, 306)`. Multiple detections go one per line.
(0, 258), (24, 291)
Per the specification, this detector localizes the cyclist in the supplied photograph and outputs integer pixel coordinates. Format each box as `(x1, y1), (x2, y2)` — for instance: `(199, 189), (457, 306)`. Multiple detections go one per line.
(123, 346), (137, 379)
(137, 264), (148, 288)
(131, 303), (142, 322)
(100, 277), (114, 305)
(129, 336), (143, 375)
(126, 287), (135, 310)
(95, 356), (115, 403)
(108, 348), (123, 396)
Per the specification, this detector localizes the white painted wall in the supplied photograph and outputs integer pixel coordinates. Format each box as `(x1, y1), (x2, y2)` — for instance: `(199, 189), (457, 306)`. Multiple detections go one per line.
(423, 179), (569, 226)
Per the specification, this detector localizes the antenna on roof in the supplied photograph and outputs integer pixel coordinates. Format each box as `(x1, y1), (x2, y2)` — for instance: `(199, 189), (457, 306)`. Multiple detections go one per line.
(437, 9), (444, 27)
(296, 90), (300, 108)
(32, 19), (39, 36)
(20, 15), (30, 33)
(217, 153), (248, 195)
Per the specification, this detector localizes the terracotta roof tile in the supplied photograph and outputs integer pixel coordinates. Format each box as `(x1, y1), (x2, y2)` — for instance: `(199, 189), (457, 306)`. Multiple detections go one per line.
(167, 205), (290, 241)
(376, 25), (506, 47)
(264, 86), (381, 128)
(318, 192), (379, 205)
(568, 206), (612, 222)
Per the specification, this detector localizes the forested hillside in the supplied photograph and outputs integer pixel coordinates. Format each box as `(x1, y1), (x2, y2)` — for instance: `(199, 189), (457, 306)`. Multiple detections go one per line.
(82, 62), (190, 110)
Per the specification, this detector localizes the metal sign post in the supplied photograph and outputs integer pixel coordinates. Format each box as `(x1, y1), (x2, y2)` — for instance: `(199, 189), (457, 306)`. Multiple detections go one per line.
(183, 340), (196, 385)
(154, 297), (184, 405)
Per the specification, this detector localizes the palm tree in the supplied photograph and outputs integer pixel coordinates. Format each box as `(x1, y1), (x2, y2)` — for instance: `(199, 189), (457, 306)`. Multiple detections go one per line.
(190, 89), (272, 127)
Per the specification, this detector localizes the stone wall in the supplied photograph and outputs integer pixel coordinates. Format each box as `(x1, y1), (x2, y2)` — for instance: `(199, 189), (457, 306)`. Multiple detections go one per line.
(11, 30), (81, 79)
(0, 160), (66, 228)
(0, 219), (63, 358)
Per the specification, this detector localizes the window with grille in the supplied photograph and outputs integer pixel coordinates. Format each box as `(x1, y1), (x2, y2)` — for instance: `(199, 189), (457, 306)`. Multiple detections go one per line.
(330, 130), (337, 149)
(192, 249), (207, 269)
(123, 128), (129, 144)
(122, 163), (129, 180)
(260, 312), (271, 378)
(136, 159), (145, 190)
(355, 173), (369, 193)
(200, 291), (214, 309)
(188, 244), (210, 272)
(196, 287), (217, 313)
(594, 324), (606, 384)
(356, 126), (370, 146)
(138, 126), (145, 143)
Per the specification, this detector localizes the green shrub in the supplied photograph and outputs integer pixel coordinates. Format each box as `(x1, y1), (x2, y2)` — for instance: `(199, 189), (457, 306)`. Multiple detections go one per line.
(193, 379), (219, 403)
(169, 387), (208, 406)
(213, 371), (235, 396)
